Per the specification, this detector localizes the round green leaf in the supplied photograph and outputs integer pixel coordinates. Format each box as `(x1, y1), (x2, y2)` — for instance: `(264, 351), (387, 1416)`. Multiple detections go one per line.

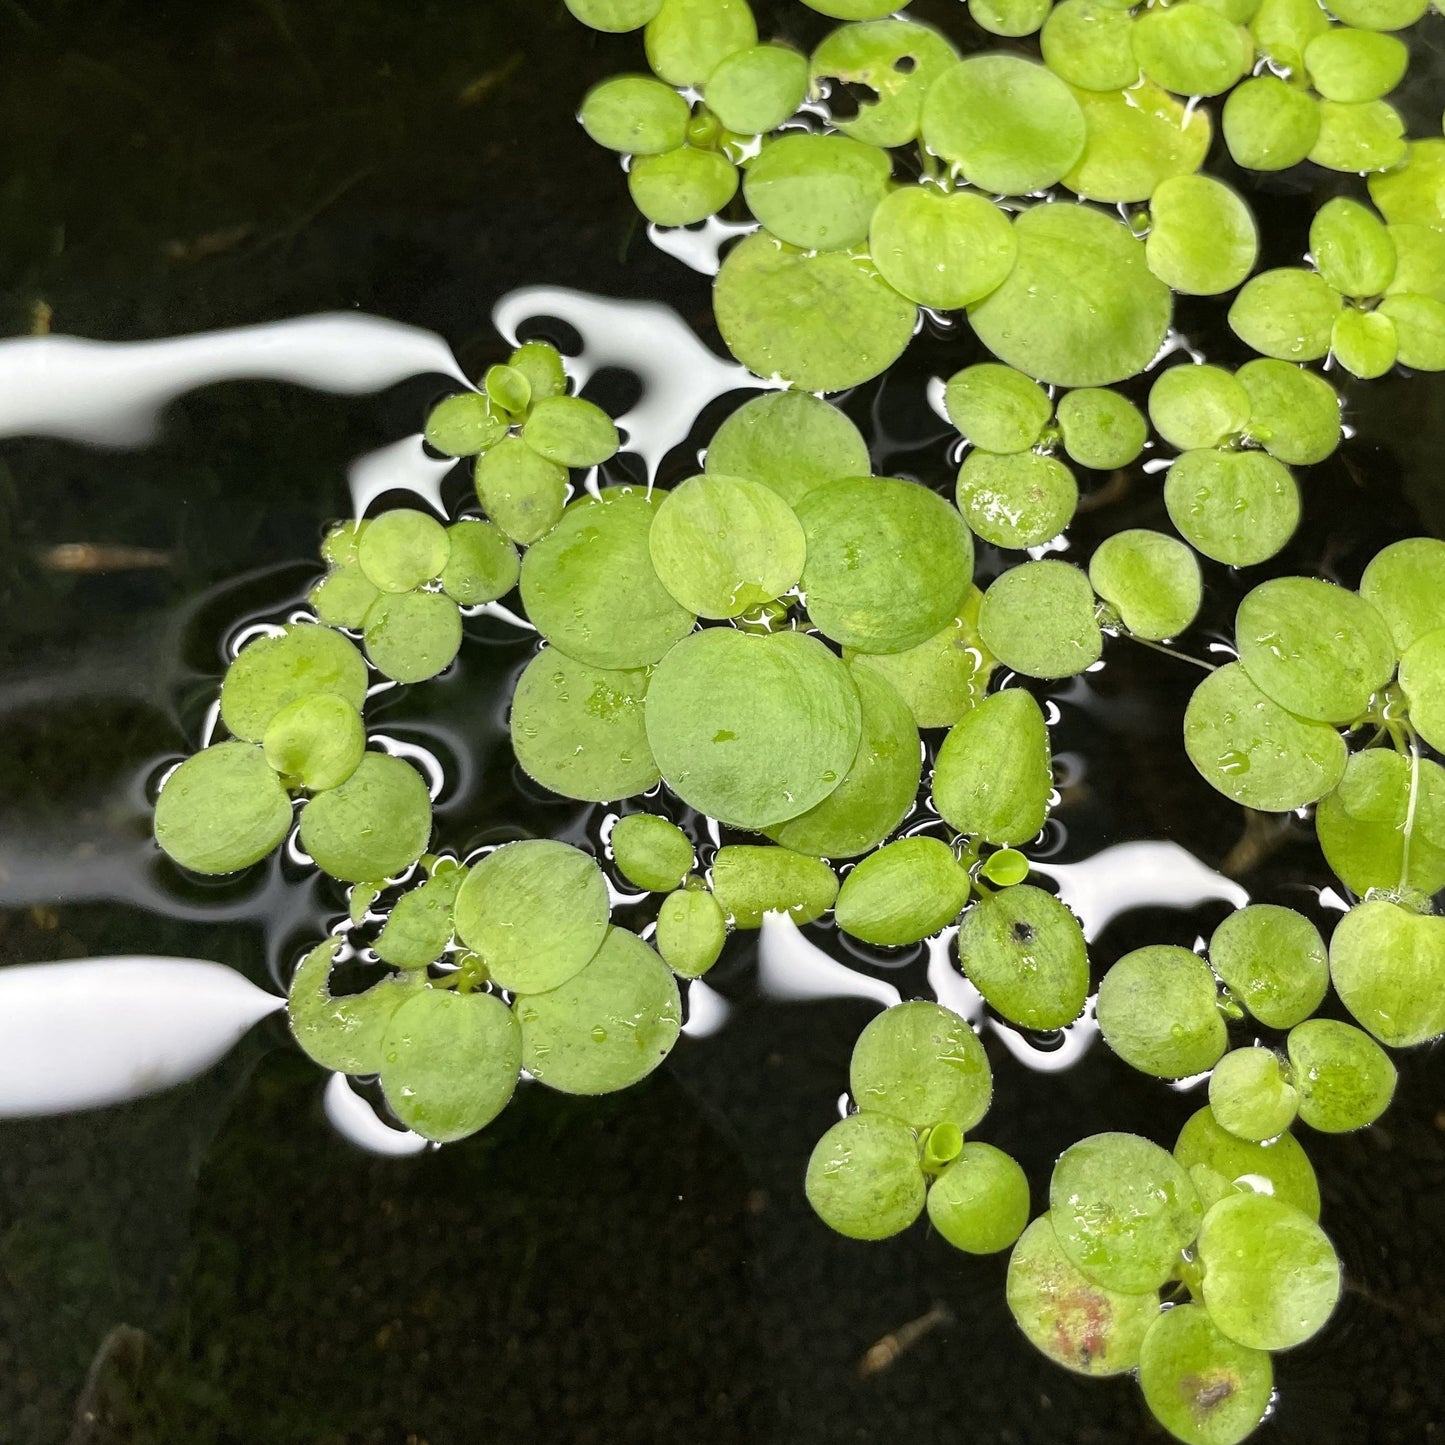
(262, 693), (365, 792)
(849, 1000), (990, 1130)
(510, 647), (659, 803)
(927, 1143), (1030, 1255)
(1147, 175), (1258, 296)
(1328, 899), (1445, 1048)
(644, 627), (862, 830)
(1006, 1215), (1159, 1377)
(644, 0), (756, 86)
(714, 232), (917, 393)
(956, 451), (1078, 550)
(508, 341), (568, 406)
(453, 840), (609, 995)
(1208, 905), (1329, 1030)
(424, 392), (507, 458)
(1229, 267), (1341, 362)
(805, 1112), (925, 1241)
(920, 56), (1086, 196)
(520, 489), (695, 670)
(1098, 945), (1228, 1079)
(1360, 536), (1445, 653)
(1208, 1046), (1300, 1142)
(1316, 747), (1445, 897)
(656, 884), (728, 978)
(845, 590), (996, 730)
(1287, 1018), (1397, 1133)
(1089, 529), (1202, 642)
(767, 665), (921, 859)
(363, 590), (462, 685)
(1235, 577), (1395, 725)
(1163, 449), (1300, 567)
(1050, 1132), (1204, 1294)
(648, 473), (805, 619)
(1149, 365), (1252, 452)
(515, 927), (681, 1094)
(835, 837), (972, 945)
(1063, 80), (1213, 205)
(358, 510), (450, 594)
(972, 0), (1053, 36)
(287, 939), (422, 1074)
(704, 44), (809, 135)
(868, 187), (1017, 311)
(310, 563), (380, 630)
(933, 688), (1052, 846)
(1222, 75), (1321, 171)
(1377, 292), (1445, 369)
(1041, 0), (1140, 92)
(566, 0), (663, 31)
(944, 363), (1052, 455)
(1197, 1192), (1340, 1351)
(1132, 3), (1252, 98)
(1235, 358), (1341, 466)
(1306, 28), (1407, 104)
(1183, 663), (1347, 811)
(440, 518), (518, 607)
(379, 989), (521, 1142)
(1309, 98), (1406, 173)
(154, 742), (293, 875)
(977, 560), (1102, 681)
(485, 363), (531, 417)
(221, 624), (368, 744)
(1323, 0), (1427, 29)
(956, 884), (1090, 1030)
(1370, 139), (1445, 229)
(1331, 307), (1398, 379)
(523, 395), (619, 467)
(1174, 1106), (1321, 1220)
(1310, 197), (1396, 298)
(611, 814), (693, 893)
(1055, 388), (1147, 470)
(473, 436), (569, 547)
(375, 865), (468, 970)
(797, 476), (973, 654)
(969, 203), (1172, 387)
(809, 19), (960, 149)
(580, 74), (690, 154)
(298, 752), (433, 883)
(1250, 0), (1331, 71)
(1138, 1304), (1274, 1445)
(743, 133), (891, 252)
(706, 392), (870, 509)
(1385, 224), (1445, 302)
(710, 844), (838, 928)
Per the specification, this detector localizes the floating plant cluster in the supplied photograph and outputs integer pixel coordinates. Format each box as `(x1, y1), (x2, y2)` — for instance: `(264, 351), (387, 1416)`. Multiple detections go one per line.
(147, 0), (1445, 1439)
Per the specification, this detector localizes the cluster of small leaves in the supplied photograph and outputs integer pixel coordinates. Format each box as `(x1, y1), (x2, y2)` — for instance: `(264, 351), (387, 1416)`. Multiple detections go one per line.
(1006, 1124), (1338, 1445)
(804, 1001), (1031, 1254)
(287, 839), (684, 1141)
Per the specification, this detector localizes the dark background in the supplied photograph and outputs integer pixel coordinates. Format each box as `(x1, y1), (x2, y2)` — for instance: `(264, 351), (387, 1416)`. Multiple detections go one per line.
(0, 1), (1442, 1442)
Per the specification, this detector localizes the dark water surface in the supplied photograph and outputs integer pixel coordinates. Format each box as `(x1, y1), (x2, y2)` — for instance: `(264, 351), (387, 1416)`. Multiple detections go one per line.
(0, 2), (1442, 1442)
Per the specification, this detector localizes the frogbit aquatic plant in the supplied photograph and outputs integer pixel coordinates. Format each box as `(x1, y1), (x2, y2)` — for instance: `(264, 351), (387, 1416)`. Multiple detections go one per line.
(146, 0), (1445, 1439)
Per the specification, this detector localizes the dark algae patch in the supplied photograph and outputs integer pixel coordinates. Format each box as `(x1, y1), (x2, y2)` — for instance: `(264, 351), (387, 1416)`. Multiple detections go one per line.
(1, 1), (1444, 1443)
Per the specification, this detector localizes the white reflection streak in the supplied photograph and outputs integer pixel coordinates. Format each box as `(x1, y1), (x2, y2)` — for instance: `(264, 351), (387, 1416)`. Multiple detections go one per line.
(0, 313), (466, 446)
(757, 912), (901, 1009)
(0, 957), (281, 1117)
(322, 1072), (428, 1157)
(1032, 840), (1249, 941)
(347, 434), (455, 518)
(493, 286), (771, 479)
(681, 978), (731, 1038)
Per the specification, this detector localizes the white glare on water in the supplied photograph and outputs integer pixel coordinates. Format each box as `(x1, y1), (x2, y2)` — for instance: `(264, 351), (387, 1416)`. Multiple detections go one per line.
(0, 957), (281, 1117)
(493, 285), (772, 481)
(0, 313), (466, 446)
